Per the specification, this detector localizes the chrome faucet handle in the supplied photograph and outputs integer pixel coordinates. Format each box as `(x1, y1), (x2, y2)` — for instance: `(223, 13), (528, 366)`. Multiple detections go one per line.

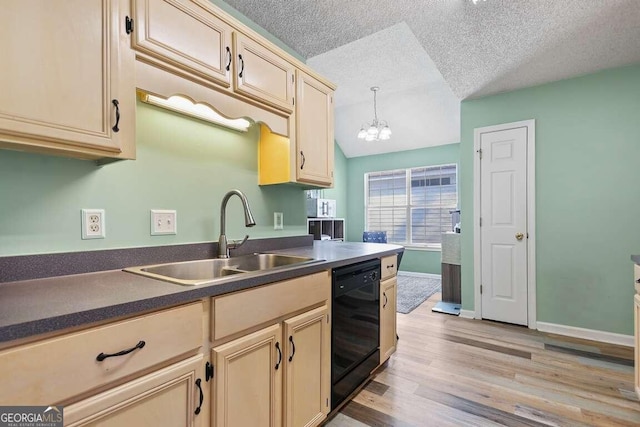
(228, 235), (250, 250)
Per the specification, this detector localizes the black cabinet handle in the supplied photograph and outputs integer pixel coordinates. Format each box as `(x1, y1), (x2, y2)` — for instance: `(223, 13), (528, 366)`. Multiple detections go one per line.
(238, 54), (244, 78)
(387, 264), (394, 269)
(300, 151), (305, 170)
(225, 47), (231, 71)
(636, 278), (640, 283)
(383, 292), (388, 308)
(288, 335), (296, 362)
(96, 340), (145, 362)
(194, 378), (203, 415)
(111, 99), (120, 133)
(275, 342), (282, 370)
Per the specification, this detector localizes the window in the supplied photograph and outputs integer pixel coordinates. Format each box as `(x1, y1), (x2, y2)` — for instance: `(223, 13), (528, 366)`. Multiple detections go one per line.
(365, 164), (458, 248)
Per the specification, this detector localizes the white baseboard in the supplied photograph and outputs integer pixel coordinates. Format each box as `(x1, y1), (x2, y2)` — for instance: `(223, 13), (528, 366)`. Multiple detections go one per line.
(459, 310), (476, 319)
(397, 271), (441, 280)
(536, 321), (634, 347)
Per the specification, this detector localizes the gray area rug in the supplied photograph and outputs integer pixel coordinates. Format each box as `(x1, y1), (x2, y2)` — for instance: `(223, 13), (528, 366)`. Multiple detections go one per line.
(396, 273), (441, 314)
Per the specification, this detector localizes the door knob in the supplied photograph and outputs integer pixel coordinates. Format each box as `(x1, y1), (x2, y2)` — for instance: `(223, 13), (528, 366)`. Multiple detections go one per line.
(515, 233), (524, 241)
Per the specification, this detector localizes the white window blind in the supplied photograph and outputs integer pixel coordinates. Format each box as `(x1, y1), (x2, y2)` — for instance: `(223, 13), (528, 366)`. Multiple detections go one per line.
(365, 164), (458, 248)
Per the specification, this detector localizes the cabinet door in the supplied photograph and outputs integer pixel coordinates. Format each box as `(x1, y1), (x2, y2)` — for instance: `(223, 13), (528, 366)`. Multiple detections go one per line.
(132, 0), (233, 87)
(295, 70), (334, 186)
(212, 324), (283, 427)
(635, 294), (640, 398)
(64, 355), (204, 427)
(233, 33), (294, 113)
(380, 277), (398, 364)
(0, 0), (134, 159)
(283, 305), (330, 427)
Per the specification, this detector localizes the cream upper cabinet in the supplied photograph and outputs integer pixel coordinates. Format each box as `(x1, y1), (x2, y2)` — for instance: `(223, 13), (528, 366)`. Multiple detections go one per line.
(258, 71), (335, 188)
(283, 305), (330, 427)
(212, 324), (283, 427)
(131, 0), (233, 88)
(65, 355), (205, 427)
(233, 32), (295, 113)
(0, 0), (135, 161)
(295, 70), (335, 186)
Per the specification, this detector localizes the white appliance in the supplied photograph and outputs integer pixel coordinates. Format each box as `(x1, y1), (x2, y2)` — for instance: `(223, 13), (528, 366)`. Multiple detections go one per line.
(306, 198), (336, 218)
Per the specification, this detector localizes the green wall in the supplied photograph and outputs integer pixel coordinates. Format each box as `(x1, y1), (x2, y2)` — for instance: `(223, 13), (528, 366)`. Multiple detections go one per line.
(460, 64), (640, 335)
(345, 143), (460, 274)
(0, 102), (315, 256)
(207, 0), (305, 62)
(322, 143), (348, 218)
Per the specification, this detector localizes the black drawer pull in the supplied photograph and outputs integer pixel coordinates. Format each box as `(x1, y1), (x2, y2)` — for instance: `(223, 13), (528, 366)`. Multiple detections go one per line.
(636, 278), (640, 283)
(288, 335), (296, 362)
(387, 264), (394, 269)
(194, 378), (204, 415)
(111, 99), (120, 133)
(383, 292), (388, 308)
(96, 340), (145, 362)
(275, 342), (282, 370)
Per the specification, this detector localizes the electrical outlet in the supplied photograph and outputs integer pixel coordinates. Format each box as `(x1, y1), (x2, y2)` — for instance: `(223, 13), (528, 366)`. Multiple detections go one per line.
(151, 210), (177, 235)
(274, 212), (283, 230)
(81, 209), (105, 239)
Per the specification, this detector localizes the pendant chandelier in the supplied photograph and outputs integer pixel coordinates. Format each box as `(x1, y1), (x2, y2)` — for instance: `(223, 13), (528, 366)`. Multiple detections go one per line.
(357, 87), (391, 141)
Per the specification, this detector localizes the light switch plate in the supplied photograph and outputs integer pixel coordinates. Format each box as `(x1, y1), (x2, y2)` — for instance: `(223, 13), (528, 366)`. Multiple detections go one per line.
(151, 210), (177, 235)
(274, 212), (283, 230)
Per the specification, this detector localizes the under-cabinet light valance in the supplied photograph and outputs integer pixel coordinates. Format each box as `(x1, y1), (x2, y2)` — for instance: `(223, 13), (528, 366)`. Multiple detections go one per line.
(139, 93), (251, 132)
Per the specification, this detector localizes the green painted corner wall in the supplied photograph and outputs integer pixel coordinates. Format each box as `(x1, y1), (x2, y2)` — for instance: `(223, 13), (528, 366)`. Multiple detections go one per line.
(345, 143), (460, 274)
(322, 143), (348, 219)
(460, 63), (640, 335)
(0, 102), (313, 256)
(207, 0), (305, 62)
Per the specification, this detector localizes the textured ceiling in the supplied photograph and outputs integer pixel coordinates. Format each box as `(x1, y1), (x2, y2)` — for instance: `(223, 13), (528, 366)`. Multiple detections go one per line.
(222, 0), (640, 157)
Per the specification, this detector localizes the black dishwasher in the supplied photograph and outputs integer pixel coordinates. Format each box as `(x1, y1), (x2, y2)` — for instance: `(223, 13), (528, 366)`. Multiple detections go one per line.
(331, 259), (380, 409)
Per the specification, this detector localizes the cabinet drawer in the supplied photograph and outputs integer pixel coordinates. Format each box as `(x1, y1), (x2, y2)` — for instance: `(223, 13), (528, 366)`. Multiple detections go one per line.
(381, 255), (398, 280)
(0, 302), (203, 405)
(212, 271), (330, 341)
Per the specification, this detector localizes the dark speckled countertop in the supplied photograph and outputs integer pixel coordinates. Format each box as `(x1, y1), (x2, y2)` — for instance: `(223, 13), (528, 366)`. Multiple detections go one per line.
(0, 241), (403, 344)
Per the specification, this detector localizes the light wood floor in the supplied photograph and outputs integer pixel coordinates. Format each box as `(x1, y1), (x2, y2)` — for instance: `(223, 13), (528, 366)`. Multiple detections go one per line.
(328, 292), (639, 427)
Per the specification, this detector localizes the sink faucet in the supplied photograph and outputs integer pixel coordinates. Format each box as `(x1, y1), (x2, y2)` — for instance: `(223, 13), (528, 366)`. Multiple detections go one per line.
(218, 189), (256, 258)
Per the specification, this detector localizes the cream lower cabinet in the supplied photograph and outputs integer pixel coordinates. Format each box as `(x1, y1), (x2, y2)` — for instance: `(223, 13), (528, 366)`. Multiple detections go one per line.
(380, 255), (398, 364)
(284, 305), (330, 427)
(212, 305), (329, 427)
(380, 277), (398, 364)
(635, 293), (640, 398)
(0, 0), (135, 161)
(212, 324), (283, 427)
(65, 354), (205, 427)
(210, 271), (331, 427)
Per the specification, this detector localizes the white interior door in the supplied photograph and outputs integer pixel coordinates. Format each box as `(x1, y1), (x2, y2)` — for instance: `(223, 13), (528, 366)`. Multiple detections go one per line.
(479, 126), (529, 325)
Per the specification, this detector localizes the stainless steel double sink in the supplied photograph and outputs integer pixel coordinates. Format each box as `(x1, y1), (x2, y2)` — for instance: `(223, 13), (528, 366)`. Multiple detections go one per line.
(124, 253), (319, 286)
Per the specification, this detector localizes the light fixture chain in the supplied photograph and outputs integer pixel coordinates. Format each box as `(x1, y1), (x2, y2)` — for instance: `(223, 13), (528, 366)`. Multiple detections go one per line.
(373, 89), (378, 124)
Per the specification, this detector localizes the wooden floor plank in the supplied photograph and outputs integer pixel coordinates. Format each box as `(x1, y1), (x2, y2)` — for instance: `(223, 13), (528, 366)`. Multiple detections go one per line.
(327, 293), (639, 427)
